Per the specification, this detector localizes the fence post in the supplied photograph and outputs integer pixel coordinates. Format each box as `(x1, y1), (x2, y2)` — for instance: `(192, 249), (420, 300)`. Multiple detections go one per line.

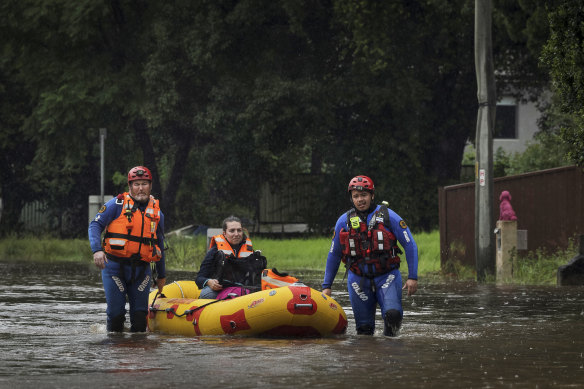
(495, 220), (517, 280)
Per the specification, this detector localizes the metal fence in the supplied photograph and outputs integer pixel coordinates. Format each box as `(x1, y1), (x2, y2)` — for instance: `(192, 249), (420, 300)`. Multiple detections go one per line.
(259, 179), (309, 224)
(439, 165), (584, 267)
(18, 200), (51, 232)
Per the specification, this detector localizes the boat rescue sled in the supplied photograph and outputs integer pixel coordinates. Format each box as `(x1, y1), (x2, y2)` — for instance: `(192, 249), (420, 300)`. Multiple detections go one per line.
(147, 280), (347, 337)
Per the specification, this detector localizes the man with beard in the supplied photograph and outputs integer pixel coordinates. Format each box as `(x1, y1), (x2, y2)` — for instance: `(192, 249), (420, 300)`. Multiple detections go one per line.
(89, 166), (166, 332)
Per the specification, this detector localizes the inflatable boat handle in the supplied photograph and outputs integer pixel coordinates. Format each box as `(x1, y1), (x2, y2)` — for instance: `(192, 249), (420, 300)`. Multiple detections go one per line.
(149, 291), (166, 311)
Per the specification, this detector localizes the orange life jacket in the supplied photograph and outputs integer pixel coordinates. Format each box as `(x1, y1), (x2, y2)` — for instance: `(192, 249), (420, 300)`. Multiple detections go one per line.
(261, 268), (299, 290)
(338, 205), (401, 277)
(103, 193), (162, 262)
(209, 234), (254, 258)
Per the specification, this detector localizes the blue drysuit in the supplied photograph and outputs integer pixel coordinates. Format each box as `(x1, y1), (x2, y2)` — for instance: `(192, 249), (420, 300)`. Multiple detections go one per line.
(322, 204), (418, 333)
(88, 196), (166, 331)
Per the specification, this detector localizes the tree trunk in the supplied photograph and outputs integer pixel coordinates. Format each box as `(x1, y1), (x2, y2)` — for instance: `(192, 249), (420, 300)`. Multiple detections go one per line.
(0, 192), (25, 236)
(162, 124), (194, 230)
(0, 142), (36, 236)
(133, 118), (163, 199)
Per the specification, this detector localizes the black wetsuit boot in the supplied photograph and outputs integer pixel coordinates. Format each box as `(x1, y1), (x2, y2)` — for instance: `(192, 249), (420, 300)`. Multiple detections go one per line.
(383, 309), (402, 337)
(130, 311), (148, 332)
(356, 324), (375, 335)
(107, 314), (126, 332)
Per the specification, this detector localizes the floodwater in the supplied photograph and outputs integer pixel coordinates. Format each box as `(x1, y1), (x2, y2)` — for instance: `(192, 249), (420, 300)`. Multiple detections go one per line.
(1, 261), (583, 389)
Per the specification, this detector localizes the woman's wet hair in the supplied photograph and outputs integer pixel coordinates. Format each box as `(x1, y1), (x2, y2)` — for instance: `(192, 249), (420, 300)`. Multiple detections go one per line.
(222, 215), (242, 231)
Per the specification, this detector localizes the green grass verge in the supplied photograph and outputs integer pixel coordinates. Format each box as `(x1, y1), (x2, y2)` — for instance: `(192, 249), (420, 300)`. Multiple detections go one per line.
(509, 241), (579, 285)
(161, 229), (442, 276)
(0, 234), (92, 262)
(0, 230), (577, 285)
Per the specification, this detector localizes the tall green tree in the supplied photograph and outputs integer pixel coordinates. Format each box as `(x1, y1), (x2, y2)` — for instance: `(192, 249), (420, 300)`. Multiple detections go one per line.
(329, 0), (478, 229)
(1, 0), (143, 235)
(0, 66), (36, 235)
(541, 1), (584, 167)
(0, 0), (195, 234)
(493, 0), (550, 98)
(144, 0), (352, 228)
(0, 0), (556, 237)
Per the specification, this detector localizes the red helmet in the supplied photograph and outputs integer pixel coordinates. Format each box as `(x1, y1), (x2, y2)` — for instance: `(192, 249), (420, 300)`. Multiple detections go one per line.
(348, 175), (375, 193)
(128, 166), (153, 183)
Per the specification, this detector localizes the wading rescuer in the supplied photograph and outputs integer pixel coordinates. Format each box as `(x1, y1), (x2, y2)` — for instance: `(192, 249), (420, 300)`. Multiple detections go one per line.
(322, 175), (418, 336)
(88, 166), (166, 332)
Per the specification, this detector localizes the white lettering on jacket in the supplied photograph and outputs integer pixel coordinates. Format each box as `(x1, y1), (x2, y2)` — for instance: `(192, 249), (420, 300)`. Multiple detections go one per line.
(403, 230), (410, 243)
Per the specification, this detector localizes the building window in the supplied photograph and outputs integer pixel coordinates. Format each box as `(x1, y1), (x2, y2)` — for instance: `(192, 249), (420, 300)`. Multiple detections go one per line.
(494, 100), (517, 139)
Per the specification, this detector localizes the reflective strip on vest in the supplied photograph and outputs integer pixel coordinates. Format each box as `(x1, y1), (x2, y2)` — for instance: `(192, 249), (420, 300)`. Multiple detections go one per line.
(261, 275), (294, 287)
(377, 231), (384, 250)
(349, 238), (357, 256)
(214, 235), (253, 257)
(109, 239), (127, 246)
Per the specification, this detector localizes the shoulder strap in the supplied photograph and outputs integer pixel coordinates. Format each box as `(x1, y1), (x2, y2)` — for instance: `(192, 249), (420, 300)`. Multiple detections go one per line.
(346, 208), (361, 230)
(345, 208), (355, 222)
(379, 204), (390, 226)
(367, 204), (390, 231)
(115, 193), (124, 205)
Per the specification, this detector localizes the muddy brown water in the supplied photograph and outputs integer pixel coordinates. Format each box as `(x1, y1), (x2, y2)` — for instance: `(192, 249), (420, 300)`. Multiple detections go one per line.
(1, 261), (582, 388)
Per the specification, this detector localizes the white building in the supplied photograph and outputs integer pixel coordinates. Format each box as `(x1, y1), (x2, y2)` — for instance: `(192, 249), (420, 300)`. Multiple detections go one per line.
(492, 95), (544, 154)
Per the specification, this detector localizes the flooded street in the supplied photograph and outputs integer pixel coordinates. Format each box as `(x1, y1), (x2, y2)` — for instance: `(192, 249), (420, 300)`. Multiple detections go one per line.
(1, 261), (583, 388)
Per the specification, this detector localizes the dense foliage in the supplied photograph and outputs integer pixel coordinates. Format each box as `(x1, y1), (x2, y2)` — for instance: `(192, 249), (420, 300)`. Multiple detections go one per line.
(0, 1), (561, 237)
(541, 1), (584, 167)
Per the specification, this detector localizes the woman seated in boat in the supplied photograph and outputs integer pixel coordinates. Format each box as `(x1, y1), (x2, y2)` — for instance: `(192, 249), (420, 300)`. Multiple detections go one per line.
(196, 215), (266, 299)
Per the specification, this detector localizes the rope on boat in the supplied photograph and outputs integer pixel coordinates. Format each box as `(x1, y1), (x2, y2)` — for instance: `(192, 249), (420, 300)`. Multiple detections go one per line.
(175, 281), (185, 298)
(148, 293), (234, 317)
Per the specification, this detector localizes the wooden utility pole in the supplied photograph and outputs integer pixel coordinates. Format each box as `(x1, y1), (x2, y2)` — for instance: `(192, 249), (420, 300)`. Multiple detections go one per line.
(474, 0), (496, 281)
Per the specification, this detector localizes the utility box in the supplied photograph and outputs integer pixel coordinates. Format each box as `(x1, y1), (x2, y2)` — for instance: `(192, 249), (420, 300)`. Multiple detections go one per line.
(206, 228), (223, 248)
(88, 195), (114, 223)
(495, 220), (517, 280)
(517, 230), (528, 250)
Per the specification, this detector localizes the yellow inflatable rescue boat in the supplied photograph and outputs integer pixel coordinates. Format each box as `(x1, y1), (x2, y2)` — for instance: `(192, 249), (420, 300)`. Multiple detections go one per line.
(147, 280), (347, 337)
